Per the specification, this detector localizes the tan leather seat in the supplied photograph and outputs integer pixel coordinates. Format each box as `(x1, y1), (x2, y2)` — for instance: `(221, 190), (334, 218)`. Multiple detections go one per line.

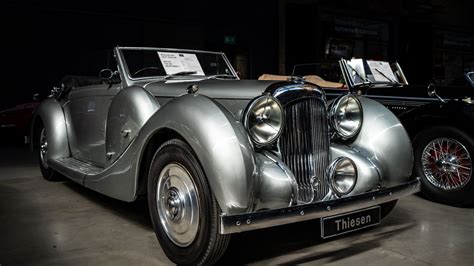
(258, 74), (345, 89)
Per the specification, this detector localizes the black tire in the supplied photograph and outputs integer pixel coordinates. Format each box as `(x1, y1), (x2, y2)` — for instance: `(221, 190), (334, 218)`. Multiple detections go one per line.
(413, 126), (474, 206)
(380, 200), (397, 219)
(147, 139), (230, 265)
(38, 126), (63, 181)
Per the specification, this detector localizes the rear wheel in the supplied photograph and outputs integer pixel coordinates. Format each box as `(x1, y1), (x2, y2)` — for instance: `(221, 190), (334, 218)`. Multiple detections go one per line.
(147, 139), (230, 265)
(38, 127), (63, 181)
(413, 126), (474, 206)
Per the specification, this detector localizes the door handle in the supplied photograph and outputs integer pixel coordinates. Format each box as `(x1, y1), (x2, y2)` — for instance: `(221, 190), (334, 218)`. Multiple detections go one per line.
(121, 129), (131, 138)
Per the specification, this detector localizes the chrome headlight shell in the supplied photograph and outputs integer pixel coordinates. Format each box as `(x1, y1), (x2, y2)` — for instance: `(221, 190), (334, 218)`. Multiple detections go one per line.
(244, 94), (284, 146)
(327, 157), (357, 196)
(330, 94), (363, 139)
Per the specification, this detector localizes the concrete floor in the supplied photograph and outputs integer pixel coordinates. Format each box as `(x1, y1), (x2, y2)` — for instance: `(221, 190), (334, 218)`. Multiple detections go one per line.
(0, 145), (473, 266)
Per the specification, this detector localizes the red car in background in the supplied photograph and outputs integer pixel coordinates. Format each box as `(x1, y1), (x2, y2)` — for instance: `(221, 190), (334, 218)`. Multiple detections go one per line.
(0, 101), (39, 144)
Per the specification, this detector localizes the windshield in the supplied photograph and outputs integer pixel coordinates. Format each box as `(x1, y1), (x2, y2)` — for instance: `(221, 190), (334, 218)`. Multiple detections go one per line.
(340, 58), (409, 89)
(120, 48), (238, 80)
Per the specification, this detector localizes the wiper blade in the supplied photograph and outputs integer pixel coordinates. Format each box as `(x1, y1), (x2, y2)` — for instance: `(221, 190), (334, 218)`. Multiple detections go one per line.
(205, 74), (237, 80)
(374, 68), (398, 84)
(163, 71), (197, 80)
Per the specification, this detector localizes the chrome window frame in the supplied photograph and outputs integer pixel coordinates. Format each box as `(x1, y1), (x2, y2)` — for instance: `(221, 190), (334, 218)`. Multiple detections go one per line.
(465, 71), (474, 86)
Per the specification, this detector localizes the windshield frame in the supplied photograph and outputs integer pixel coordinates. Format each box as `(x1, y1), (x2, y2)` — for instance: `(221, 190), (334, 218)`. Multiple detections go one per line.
(114, 46), (239, 86)
(465, 72), (474, 87)
(339, 58), (409, 90)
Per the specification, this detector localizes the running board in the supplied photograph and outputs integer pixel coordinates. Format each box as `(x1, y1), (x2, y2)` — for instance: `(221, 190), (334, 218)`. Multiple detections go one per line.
(49, 157), (104, 185)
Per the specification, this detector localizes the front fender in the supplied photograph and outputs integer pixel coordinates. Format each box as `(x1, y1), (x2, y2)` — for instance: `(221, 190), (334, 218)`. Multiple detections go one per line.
(139, 93), (256, 215)
(349, 97), (414, 186)
(33, 99), (70, 160)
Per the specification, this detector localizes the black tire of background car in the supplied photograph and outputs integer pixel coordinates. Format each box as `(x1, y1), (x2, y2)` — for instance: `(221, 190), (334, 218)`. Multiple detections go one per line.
(380, 200), (398, 219)
(38, 127), (64, 182)
(413, 126), (474, 206)
(147, 139), (230, 265)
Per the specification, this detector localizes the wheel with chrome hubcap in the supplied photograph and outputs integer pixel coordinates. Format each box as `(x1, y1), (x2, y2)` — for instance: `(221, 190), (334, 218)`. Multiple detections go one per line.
(148, 139), (230, 265)
(414, 126), (474, 206)
(38, 126), (63, 181)
(157, 163), (200, 247)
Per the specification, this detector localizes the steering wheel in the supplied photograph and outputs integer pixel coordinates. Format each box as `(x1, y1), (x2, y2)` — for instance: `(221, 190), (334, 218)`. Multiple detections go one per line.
(133, 66), (160, 77)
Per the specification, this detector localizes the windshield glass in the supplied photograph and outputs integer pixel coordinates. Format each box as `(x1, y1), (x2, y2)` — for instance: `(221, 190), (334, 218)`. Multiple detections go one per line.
(121, 48), (237, 79)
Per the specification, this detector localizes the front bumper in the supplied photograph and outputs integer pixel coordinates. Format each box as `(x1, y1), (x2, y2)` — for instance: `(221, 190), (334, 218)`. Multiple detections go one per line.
(220, 177), (420, 234)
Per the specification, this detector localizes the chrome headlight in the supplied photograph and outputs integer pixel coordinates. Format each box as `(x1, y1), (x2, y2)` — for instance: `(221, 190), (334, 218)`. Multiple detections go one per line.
(244, 94), (284, 146)
(327, 157), (357, 196)
(330, 95), (363, 139)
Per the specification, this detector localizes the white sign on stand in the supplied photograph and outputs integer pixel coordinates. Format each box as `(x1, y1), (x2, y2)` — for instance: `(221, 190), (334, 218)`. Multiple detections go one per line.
(158, 52), (205, 75)
(367, 60), (398, 82)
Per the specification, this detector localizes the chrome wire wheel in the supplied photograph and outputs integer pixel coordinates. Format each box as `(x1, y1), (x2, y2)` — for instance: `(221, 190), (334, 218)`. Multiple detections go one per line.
(156, 163), (200, 247)
(39, 128), (49, 169)
(421, 138), (472, 191)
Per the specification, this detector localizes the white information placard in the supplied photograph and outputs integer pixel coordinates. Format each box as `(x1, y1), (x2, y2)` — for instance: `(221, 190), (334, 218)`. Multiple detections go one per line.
(367, 60), (398, 82)
(157, 52), (205, 75)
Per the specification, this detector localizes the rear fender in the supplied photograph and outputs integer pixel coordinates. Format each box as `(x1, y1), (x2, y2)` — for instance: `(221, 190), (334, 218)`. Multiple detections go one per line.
(33, 99), (70, 160)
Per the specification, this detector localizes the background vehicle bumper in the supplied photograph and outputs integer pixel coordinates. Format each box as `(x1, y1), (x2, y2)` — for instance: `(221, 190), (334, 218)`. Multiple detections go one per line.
(220, 177), (420, 234)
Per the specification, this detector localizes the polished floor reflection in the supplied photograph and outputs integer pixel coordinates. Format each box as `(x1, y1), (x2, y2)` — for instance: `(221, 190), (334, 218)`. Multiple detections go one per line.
(0, 146), (473, 265)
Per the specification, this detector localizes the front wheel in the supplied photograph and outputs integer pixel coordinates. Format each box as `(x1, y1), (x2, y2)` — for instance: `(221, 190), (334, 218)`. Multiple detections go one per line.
(147, 139), (230, 265)
(413, 126), (474, 206)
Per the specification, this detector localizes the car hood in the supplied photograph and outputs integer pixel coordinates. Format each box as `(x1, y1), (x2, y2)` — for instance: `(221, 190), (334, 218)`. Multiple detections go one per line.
(143, 79), (275, 100)
(143, 79), (276, 119)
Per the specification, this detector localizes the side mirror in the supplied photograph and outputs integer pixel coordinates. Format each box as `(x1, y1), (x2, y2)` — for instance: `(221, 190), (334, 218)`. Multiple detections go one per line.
(99, 69), (114, 80)
(427, 83), (446, 103)
(99, 69), (121, 85)
(427, 83), (436, 97)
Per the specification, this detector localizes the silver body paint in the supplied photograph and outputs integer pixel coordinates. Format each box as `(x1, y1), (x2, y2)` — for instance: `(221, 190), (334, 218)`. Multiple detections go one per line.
(33, 46), (418, 222)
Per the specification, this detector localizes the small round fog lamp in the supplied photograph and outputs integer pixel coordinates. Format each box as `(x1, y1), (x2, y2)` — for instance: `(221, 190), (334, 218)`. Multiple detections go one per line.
(327, 157), (357, 196)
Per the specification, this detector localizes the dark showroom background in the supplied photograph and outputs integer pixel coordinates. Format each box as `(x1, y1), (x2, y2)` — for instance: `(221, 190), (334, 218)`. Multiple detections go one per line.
(2, 0), (474, 109)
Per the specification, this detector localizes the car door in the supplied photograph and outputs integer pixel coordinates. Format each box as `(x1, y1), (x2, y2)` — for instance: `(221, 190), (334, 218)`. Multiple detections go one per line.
(66, 84), (121, 167)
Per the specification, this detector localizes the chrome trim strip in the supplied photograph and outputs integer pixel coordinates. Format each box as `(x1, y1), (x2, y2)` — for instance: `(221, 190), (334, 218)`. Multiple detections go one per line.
(325, 92), (440, 103)
(220, 177), (420, 234)
(394, 62), (409, 85)
(117, 46), (225, 55)
(364, 95), (443, 102)
(0, 124), (16, 128)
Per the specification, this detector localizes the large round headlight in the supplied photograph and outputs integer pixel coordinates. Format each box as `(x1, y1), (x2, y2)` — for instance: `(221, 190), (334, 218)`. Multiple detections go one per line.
(244, 94), (284, 145)
(327, 157), (357, 196)
(330, 95), (363, 139)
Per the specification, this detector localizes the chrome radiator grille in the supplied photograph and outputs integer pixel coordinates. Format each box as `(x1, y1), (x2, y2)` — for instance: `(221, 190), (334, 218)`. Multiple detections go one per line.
(279, 98), (330, 203)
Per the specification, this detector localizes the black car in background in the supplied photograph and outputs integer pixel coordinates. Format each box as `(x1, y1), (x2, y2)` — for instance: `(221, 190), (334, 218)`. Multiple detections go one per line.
(261, 60), (474, 206)
(328, 83), (474, 207)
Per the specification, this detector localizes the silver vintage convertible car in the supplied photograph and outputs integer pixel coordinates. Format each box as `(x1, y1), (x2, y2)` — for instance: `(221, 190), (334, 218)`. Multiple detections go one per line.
(32, 47), (420, 265)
